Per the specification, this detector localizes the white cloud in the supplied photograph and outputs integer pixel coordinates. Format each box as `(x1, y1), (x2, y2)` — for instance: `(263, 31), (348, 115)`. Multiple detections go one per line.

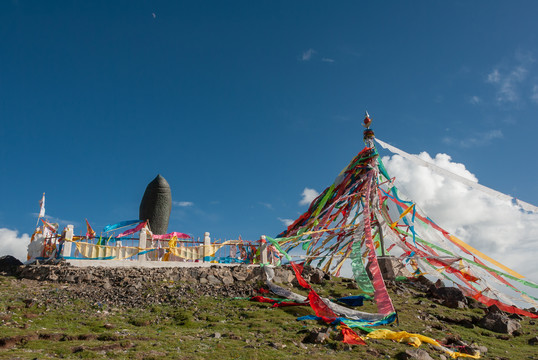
(443, 129), (503, 148)
(382, 153), (538, 283)
(469, 95), (481, 105)
(299, 187), (320, 206)
(301, 48), (316, 61)
(173, 201), (194, 207)
(498, 66), (527, 103)
(278, 217), (294, 227)
(531, 85), (538, 103)
(486, 52), (535, 104)
(487, 69), (500, 83)
(258, 202), (273, 210)
(0, 228), (31, 262)
(321, 57), (335, 63)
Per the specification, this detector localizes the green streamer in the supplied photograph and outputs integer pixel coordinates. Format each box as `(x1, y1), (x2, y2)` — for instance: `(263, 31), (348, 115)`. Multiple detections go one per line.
(350, 237), (375, 294)
(313, 184), (335, 218)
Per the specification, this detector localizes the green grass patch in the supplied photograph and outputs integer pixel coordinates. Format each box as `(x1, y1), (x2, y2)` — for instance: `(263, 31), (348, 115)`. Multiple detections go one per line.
(1, 275), (537, 359)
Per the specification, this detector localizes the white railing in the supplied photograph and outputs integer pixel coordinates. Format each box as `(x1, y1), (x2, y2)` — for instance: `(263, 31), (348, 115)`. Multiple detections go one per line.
(28, 224), (275, 266)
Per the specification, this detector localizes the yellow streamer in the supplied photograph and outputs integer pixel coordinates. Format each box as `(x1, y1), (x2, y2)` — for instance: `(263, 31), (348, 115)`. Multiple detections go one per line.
(448, 235), (524, 279)
(75, 242), (142, 260)
(367, 329), (480, 359)
(72, 240), (236, 262)
(390, 204), (414, 228)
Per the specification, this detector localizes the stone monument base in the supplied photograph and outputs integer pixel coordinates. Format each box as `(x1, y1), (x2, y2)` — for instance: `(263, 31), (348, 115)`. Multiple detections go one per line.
(376, 256), (412, 280)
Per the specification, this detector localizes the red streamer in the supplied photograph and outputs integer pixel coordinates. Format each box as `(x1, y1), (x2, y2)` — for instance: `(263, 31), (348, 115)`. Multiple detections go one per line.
(341, 325), (367, 345)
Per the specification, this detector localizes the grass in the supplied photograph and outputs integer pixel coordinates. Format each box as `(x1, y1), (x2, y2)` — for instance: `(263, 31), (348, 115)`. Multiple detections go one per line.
(0, 275), (537, 359)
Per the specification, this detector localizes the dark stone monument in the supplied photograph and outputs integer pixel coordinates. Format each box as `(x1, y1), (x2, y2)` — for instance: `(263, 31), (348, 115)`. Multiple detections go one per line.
(139, 174), (172, 235)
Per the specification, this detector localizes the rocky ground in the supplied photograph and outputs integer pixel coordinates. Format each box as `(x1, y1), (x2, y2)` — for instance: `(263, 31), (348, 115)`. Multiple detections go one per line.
(1, 255), (537, 359)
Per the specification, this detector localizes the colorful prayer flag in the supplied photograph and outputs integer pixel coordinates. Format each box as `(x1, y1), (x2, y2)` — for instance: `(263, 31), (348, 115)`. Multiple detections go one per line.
(85, 219), (96, 239)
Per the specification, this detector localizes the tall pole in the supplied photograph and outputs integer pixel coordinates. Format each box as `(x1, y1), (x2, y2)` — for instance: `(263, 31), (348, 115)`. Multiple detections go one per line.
(36, 192), (45, 228)
(362, 111), (386, 257)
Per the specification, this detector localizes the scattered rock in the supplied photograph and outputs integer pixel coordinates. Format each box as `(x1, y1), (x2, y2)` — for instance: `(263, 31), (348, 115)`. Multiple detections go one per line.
(302, 329), (329, 344)
(509, 313), (523, 321)
(72, 345), (85, 353)
(346, 282), (359, 289)
(528, 336), (538, 345)
(23, 298), (37, 308)
(397, 348), (434, 360)
(429, 286), (468, 309)
(232, 271), (248, 282)
(467, 297), (486, 309)
(478, 307), (522, 335)
(309, 269), (325, 284)
(487, 304), (504, 314)
(366, 348), (383, 357)
(431, 322), (446, 331)
(471, 345), (488, 354)
(269, 341), (286, 349)
(409, 275), (435, 292)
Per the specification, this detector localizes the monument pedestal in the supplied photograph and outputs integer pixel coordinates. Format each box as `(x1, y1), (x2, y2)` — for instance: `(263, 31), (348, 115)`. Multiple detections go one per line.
(374, 256), (412, 280)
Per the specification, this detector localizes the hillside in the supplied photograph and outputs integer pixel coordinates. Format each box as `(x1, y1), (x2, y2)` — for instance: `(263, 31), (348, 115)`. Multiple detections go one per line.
(0, 260), (537, 360)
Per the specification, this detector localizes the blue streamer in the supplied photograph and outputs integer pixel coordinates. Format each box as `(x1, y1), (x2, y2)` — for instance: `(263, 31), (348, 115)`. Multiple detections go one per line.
(404, 251), (416, 263)
(60, 255), (117, 260)
(334, 295), (365, 307)
(214, 256), (250, 264)
(103, 220), (141, 233)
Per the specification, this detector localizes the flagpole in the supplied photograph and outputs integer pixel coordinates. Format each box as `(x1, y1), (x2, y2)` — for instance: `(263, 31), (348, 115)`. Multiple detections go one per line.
(36, 192), (45, 228)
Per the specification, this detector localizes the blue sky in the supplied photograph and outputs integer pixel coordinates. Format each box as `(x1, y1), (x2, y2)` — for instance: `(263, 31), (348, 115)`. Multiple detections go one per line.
(1, 1), (538, 265)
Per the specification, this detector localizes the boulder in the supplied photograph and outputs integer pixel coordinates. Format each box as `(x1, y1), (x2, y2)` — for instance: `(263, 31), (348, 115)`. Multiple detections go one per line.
(471, 345), (488, 354)
(232, 270), (248, 282)
(397, 348), (434, 360)
(206, 275), (222, 285)
(302, 329), (330, 344)
(429, 286), (468, 309)
(309, 269), (326, 284)
(0, 255), (23, 276)
(272, 268), (294, 284)
(410, 275), (435, 292)
(477, 307), (521, 335)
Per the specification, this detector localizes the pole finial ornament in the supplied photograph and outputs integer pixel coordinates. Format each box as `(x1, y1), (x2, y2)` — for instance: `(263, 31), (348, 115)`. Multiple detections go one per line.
(362, 111), (375, 145)
(363, 111), (372, 129)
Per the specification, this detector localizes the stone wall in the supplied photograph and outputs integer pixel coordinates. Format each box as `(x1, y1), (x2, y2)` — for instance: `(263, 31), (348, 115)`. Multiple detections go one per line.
(8, 262), (330, 307)
(18, 264), (283, 285)
(16, 262), (329, 289)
